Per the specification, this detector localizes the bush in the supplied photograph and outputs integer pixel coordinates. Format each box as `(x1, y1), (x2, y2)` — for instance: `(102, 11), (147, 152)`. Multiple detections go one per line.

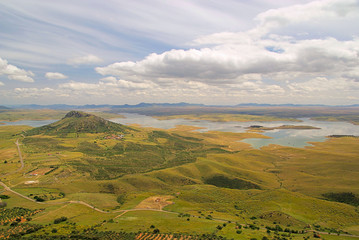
(116, 194), (126, 205)
(10, 222), (18, 227)
(54, 216), (67, 224)
(34, 196), (45, 202)
(0, 201), (7, 208)
(0, 195), (10, 199)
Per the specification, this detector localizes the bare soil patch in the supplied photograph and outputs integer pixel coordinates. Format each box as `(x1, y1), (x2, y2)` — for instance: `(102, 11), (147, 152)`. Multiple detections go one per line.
(135, 195), (174, 210)
(28, 167), (54, 176)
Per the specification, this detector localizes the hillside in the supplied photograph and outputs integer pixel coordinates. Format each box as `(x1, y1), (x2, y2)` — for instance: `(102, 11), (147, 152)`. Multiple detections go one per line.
(1, 110), (359, 239)
(25, 111), (130, 136)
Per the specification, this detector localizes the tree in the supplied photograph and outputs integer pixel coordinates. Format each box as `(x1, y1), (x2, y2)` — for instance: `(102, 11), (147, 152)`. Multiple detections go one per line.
(54, 216), (67, 224)
(0, 201), (7, 208)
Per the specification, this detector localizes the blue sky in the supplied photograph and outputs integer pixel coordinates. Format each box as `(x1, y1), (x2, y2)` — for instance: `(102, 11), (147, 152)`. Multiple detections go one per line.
(1, 0), (359, 105)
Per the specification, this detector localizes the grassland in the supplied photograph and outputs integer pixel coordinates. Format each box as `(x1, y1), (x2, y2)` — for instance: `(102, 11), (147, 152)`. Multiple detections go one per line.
(311, 115), (359, 125)
(1, 110), (359, 239)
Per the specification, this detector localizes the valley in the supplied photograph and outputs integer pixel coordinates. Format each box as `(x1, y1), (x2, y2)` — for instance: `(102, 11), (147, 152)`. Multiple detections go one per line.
(0, 108), (359, 239)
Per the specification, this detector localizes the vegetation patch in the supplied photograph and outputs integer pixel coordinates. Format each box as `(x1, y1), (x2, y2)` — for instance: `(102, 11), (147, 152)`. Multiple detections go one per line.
(0, 195), (10, 199)
(259, 211), (305, 226)
(204, 175), (261, 190)
(322, 192), (359, 206)
(0, 223), (43, 239)
(28, 167), (55, 176)
(0, 207), (44, 225)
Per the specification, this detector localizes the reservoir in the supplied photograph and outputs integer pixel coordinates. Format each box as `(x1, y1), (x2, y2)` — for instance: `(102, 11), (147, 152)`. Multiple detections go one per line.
(2, 113), (359, 149)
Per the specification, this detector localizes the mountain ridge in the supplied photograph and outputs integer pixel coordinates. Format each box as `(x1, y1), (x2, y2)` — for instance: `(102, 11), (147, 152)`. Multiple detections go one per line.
(6, 102), (359, 110)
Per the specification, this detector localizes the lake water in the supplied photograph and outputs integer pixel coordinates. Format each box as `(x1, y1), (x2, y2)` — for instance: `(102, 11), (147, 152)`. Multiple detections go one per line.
(111, 114), (359, 148)
(3, 113), (359, 149)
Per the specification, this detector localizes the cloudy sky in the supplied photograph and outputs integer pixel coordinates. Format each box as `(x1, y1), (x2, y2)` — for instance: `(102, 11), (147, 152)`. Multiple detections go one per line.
(1, 0), (359, 105)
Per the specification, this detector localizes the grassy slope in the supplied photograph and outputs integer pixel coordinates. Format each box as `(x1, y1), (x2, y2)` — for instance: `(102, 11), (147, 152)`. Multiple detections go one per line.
(1, 116), (359, 238)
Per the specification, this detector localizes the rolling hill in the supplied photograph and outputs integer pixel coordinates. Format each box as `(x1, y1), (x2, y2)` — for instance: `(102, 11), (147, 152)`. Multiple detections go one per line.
(24, 110), (130, 136)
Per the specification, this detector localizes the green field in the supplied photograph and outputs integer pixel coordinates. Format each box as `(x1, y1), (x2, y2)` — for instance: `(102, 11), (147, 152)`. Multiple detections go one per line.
(1, 110), (359, 239)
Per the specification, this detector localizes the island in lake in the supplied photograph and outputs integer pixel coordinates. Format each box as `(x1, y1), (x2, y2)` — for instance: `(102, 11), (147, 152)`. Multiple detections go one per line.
(247, 124), (321, 131)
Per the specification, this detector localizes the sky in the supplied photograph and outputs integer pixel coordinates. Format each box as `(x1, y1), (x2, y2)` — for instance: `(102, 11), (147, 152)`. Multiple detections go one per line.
(1, 0), (359, 106)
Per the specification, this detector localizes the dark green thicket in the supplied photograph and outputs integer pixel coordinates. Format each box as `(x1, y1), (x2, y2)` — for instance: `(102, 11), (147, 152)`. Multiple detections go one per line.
(205, 175), (261, 190)
(322, 192), (359, 206)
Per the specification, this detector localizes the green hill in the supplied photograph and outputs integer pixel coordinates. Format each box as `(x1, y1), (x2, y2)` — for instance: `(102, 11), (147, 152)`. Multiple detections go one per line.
(25, 110), (130, 136)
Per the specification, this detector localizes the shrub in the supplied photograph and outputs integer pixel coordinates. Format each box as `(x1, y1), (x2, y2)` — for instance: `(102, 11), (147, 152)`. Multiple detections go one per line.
(34, 196), (45, 202)
(0, 201), (7, 208)
(54, 216), (67, 224)
(116, 194), (126, 205)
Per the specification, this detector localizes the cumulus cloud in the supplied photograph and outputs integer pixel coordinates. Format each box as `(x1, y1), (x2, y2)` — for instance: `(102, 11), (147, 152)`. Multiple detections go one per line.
(94, 0), (359, 105)
(288, 77), (359, 93)
(0, 57), (34, 82)
(254, 0), (359, 36)
(67, 54), (103, 65)
(45, 72), (67, 79)
(96, 37), (359, 84)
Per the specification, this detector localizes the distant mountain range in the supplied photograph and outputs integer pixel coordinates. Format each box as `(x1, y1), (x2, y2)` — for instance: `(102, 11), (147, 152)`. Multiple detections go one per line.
(5, 102), (359, 110)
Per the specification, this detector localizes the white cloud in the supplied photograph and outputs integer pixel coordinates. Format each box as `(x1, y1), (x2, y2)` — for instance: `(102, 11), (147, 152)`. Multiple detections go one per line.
(255, 0), (359, 35)
(45, 72), (67, 79)
(288, 77), (359, 92)
(67, 54), (103, 65)
(0, 57), (34, 82)
(0, 81), (4, 86)
(96, 37), (359, 85)
(13, 87), (56, 98)
(100, 76), (117, 83)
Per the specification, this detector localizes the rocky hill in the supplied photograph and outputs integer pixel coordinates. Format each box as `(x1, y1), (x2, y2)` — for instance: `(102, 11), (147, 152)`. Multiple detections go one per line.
(25, 111), (130, 135)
